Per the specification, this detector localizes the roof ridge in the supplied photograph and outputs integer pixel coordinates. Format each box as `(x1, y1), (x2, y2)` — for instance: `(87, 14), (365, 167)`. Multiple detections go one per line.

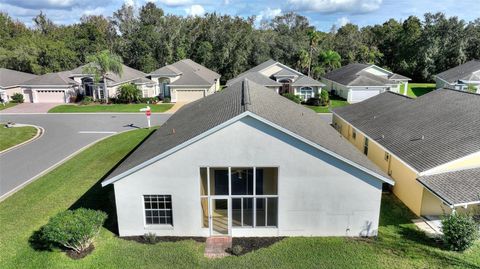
(242, 79), (251, 112)
(385, 91), (415, 99)
(439, 87), (480, 96)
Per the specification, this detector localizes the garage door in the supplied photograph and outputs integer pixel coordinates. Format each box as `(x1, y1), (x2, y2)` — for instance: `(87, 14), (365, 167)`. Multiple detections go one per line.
(350, 89), (382, 103)
(176, 90), (205, 102)
(36, 90), (65, 103)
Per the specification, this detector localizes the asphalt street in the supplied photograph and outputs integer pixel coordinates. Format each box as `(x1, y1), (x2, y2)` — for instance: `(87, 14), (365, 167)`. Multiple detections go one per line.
(0, 113), (171, 199)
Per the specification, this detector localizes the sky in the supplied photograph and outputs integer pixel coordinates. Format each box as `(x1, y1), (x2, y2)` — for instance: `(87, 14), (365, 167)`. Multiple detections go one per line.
(0, 0), (479, 31)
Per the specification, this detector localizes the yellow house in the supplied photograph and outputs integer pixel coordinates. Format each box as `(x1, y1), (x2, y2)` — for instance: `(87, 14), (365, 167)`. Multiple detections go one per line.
(332, 89), (480, 216)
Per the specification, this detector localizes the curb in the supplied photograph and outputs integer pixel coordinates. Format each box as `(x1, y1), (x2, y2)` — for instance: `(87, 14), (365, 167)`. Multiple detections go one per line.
(0, 128), (140, 202)
(0, 124), (44, 155)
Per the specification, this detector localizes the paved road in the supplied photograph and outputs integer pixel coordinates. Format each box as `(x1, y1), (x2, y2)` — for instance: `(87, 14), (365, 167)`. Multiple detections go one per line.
(0, 113), (170, 199)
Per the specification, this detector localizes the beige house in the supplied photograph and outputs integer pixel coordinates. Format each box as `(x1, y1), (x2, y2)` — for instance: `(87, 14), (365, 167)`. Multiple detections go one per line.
(0, 68), (38, 102)
(331, 89), (480, 217)
(69, 64), (157, 100)
(20, 71), (79, 103)
(149, 59), (221, 103)
(321, 63), (411, 103)
(226, 59), (325, 101)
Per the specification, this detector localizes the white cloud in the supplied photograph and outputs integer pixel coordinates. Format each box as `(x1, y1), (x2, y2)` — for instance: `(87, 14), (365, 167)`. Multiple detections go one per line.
(256, 7), (282, 23)
(185, 4), (205, 16)
(124, 0), (135, 7)
(287, 0), (383, 13)
(157, 0), (192, 7)
(2, 0), (107, 10)
(83, 7), (106, 16)
(224, 0), (230, 5)
(335, 16), (350, 27)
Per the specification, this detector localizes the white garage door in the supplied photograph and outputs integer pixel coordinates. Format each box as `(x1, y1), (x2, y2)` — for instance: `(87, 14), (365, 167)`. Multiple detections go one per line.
(350, 89), (382, 103)
(36, 90), (65, 103)
(176, 90), (205, 102)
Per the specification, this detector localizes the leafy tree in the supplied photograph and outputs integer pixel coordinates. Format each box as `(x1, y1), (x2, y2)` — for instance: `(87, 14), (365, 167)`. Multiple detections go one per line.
(83, 50), (123, 102)
(319, 50), (341, 72)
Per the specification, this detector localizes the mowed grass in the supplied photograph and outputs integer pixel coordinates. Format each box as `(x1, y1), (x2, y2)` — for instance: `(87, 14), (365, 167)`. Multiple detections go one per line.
(48, 103), (174, 113)
(402, 83), (436, 98)
(0, 102), (18, 111)
(304, 96), (349, 113)
(0, 125), (38, 151)
(0, 129), (479, 268)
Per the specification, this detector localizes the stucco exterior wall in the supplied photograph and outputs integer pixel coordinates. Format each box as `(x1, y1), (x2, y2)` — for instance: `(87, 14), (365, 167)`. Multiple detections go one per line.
(420, 188), (452, 215)
(114, 116), (384, 237)
(5, 86), (24, 101)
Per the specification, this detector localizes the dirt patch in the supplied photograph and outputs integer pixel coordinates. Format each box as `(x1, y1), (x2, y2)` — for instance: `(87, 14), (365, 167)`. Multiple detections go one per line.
(122, 236), (206, 244)
(66, 244), (95, 259)
(229, 237), (285, 256)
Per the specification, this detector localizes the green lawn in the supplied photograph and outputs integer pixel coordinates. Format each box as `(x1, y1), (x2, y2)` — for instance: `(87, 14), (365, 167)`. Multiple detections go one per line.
(0, 102), (18, 111)
(48, 103), (174, 113)
(401, 83), (436, 98)
(304, 97), (349, 113)
(0, 125), (38, 151)
(0, 128), (479, 268)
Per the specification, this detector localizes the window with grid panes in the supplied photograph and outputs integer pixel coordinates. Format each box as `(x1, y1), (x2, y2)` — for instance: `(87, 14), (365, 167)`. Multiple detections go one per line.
(144, 195), (173, 225)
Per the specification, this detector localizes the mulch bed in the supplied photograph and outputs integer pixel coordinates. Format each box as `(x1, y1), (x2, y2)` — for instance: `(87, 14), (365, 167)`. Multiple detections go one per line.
(230, 237), (285, 256)
(122, 236), (206, 244)
(66, 244), (94, 259)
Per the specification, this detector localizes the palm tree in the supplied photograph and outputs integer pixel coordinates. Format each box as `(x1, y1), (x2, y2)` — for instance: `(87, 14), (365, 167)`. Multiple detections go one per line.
(319, 50), (342, 72)
(307, 29), (321, 76)
(297, 49), (310, 74)
(83, 50), (123, 102)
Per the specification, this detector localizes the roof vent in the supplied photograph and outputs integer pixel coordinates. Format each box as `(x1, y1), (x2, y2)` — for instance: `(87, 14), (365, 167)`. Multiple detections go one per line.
(410, 135), (425, 141)
(172, 128), (176, 134)
(373, 115), (377, 119)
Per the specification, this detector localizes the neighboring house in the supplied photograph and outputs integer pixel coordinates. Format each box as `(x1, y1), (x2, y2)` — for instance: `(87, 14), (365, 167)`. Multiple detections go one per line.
(69, 64), (157, 100)
(149, 59), (221, 103)
(321, 63), (411, 103)
(226, 59), (325, 101)
(0, 68), (38, 102)
(332, 89), (480, 217)
(435, 60), (480, 93)
(101, 78), (393, 238)
(20, 71), (79, 103)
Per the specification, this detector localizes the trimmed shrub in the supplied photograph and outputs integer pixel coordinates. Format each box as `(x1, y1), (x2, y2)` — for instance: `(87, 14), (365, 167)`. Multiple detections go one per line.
(139, 97), (159, 104)
(442, 212), (479, 251)
(163, 97), (171, 103)
(306, 97), (321, 106)
(41, 208), (107, 254)
(80, 96), (94, 105)
(117, 84), (142, 103)
(320, 89), (329, 106)
(282, 93), (301, 104)
(11, 93), (24, 103)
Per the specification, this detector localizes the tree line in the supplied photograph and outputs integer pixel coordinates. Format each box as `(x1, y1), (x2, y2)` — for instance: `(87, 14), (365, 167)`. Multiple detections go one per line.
(1, 2), (479, 83)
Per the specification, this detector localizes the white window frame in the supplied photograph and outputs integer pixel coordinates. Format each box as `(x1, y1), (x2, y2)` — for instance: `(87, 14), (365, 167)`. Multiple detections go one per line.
(299, 87), (314, 101)
(143, 194), (173, 226)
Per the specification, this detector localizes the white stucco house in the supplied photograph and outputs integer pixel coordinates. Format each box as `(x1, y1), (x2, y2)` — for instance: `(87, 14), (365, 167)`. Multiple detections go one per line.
(20, 71), (79, 103)
(321, 63), (411, 103)
(226, 59), (325, 101)
(0, 68), (38, 102)
(435, 60), (480, 93)
(102, 79), (393, 238)
(148, 59), (221, 103)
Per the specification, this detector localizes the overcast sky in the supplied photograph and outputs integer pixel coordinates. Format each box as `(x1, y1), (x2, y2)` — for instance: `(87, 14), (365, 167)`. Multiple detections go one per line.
(1, 0), (479, 31)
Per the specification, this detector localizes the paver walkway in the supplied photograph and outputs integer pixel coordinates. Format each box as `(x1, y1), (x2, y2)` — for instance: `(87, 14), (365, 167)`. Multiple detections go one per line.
(204, 237), (232, 258)
(0, 103), (59, 114)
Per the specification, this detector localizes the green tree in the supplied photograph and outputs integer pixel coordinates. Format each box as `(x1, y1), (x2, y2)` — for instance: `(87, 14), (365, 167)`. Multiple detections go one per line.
(83, 50), (123, 102)
(117, 83), (142, 103)
(319, 50), (341, 72)
(307, 29), (321, 76)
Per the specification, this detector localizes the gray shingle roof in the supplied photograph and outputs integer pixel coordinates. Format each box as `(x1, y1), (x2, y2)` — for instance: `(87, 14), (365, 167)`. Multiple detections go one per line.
(0, 68), (38, 88)
(436, 60), (480, 83)
(104, 79), (390, 183)
(226, 59), (324, 88)
(22, 71), (78, 86)
(322, 63), (410, 86)
(418, 168), (480, 206)
(150, 59), (220, 87)
(70, 64), (148, 86)
(333, 89), (480, 172)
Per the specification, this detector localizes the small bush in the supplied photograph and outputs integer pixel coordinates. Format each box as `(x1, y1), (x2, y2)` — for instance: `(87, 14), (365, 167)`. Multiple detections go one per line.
(143, 232), (157, 244)
(80, 96), (94, 105)
(442, 212), (479, 251)
(117, 84), (142, 103)
(139, 97), (159, 104)
(11, 93), (24, 103)
(320, 89), (329, 106)
(41, 208), (107, 254)
(231, 245), (243, 256)
(306, 97), (321, 106)
(282, 93), (301, 104)
(163, 97), (171, 103)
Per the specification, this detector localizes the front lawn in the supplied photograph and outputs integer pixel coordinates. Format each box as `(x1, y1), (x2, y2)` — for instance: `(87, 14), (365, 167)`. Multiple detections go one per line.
(0, 102), (18, 111)
(403, 83), (436, 98)
(0, 128), (479, 268)
(0, 125), (38, 151)
(48, 103), (174, 113)
(304, 96), (349, 113)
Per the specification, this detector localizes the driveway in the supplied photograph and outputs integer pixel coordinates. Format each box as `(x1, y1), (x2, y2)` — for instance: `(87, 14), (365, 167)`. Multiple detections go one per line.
(0, 103), (60, 114)
(0, 113), (171, 199)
